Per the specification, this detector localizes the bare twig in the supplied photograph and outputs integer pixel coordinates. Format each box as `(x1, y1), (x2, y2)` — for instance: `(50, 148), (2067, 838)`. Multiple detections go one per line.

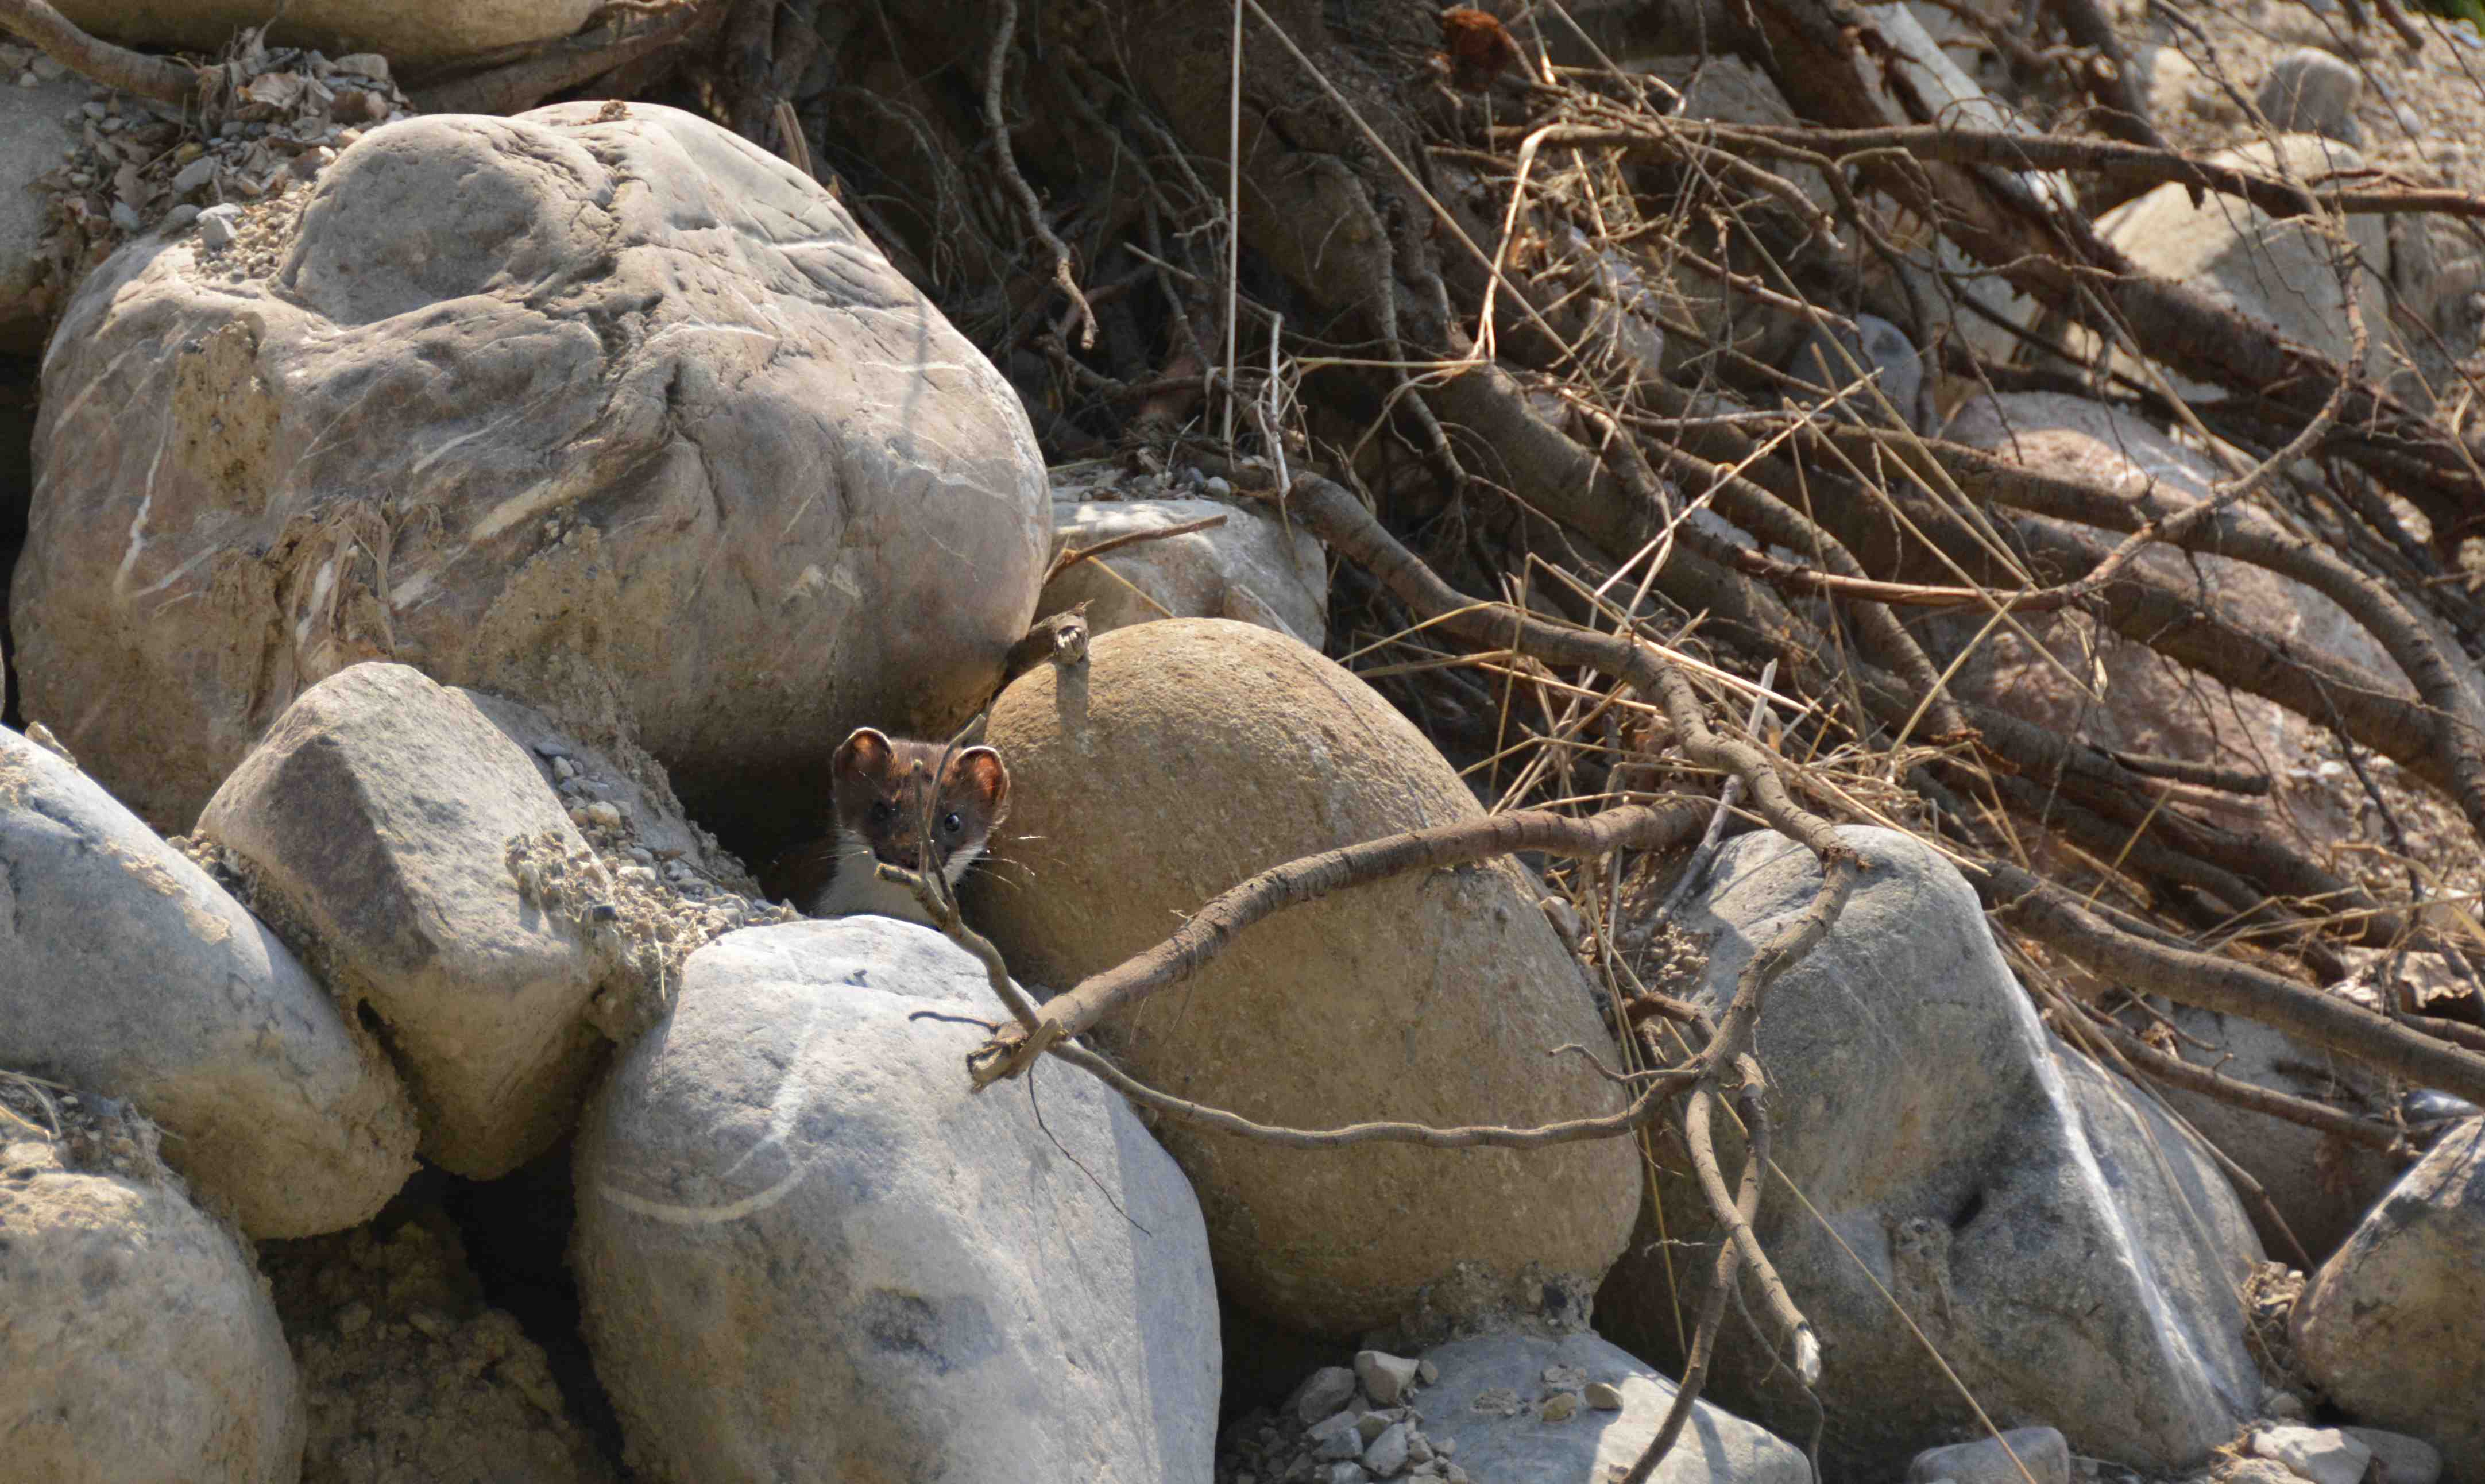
(0, 0), (196, 105)
(1043, 513), (1228, 585)
(1971, 859), (2485, 1104)
(965, 795), (1716, 1088)
(1659, 659), (1778, 918)
(986, 0), (1096, 349)
(411, 5), (709, 114)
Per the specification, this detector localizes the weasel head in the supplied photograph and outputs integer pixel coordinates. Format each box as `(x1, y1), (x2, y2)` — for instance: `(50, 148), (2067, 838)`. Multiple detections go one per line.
(830, 726), (1012, 885)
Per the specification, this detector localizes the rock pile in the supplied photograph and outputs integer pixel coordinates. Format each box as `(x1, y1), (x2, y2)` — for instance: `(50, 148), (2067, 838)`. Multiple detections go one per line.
(3, 5), (2485, 1482)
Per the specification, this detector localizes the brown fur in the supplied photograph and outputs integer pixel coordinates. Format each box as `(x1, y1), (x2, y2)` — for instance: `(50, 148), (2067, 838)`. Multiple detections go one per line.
(762, 728), (1011, 919)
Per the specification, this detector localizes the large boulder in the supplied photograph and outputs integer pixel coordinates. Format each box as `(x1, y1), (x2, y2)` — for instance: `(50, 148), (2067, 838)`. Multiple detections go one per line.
(2294, 1118), (2485, 1479)
(198, 663), (616, 1178)
(975, 617), (1638, 1336)
(48, 0), (598, 68)
(2257, 47), (2363, 145)
(13, 101), (1048, 833)
(1599, 826), (2263, 1477)
(573, 918), (1220, 1483)
(0, 1108), (306, 1482)
(0, 724), (414, 1236)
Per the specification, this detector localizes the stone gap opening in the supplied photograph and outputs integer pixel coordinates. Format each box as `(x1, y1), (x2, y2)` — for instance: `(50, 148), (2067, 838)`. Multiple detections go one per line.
(677, 758), (837, 906)
(437, 1139), (627, 1470)
(258, 1151), (628, 1482)
(1, 353), (36, 733)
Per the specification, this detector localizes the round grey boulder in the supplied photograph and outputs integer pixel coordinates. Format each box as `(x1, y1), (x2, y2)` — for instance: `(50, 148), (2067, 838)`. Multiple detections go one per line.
(14, 101), (1046, 831)
(0, 1127), (305, 1482)
(0, 725), (415, 1236)
(573, 918), (1220, 1482)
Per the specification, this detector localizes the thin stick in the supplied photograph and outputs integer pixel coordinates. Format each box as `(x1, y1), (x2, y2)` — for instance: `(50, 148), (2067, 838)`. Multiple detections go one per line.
(985, 0), (1095, 349)
(1224, 0), (1242, 449)
(1660, 659), (1778, 918)
(1044, 514), (1228, 585)
(965, 797), (1718, 1088)
(0, 0), (195, 105)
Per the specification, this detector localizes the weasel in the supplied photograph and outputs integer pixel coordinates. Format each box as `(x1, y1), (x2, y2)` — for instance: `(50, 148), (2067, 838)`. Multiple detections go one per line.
(766, 728), (1011, 927)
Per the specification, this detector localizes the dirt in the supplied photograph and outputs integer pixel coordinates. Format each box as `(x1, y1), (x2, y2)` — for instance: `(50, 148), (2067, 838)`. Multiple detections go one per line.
(262, 1208), (619, 1484)
(0, 1068), (179, 1191)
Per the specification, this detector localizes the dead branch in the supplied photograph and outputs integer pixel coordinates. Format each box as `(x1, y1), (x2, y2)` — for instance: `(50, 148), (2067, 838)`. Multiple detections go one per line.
(1744, 0), (2485, 531)
(411, 3), (710, 115)
(984, 0), (1095, 349)
(2070, 1004), (2406, 1154)
(1808, 420), (2485, 845)
(1520, 118), (2485, 223)
(1622, 1071), (1769, 1484)
(2046, 0), (2167, 153)
(964, 794), (1716, 1088)
(1042, 513), (1228, 584)
(1971, 857), (2485, 1104)
(0, 0), (196, 106)
(1045, 1037), (1700, 1149)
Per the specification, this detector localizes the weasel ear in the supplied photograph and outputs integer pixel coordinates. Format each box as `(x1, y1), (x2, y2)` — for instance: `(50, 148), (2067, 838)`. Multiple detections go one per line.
(834, 728), (892, 778)
(951, 747), (1011, 814)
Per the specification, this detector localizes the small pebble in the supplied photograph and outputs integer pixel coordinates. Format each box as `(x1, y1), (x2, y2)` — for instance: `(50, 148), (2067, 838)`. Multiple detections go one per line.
(1310, 1410), (1362, 1461)
(1539, 1391), (1579, 1422)
(1302, 1362), (1362, 1421)
(2251, 1425), (2371, 1484)
(1356, 1350), (1422, 1406)
(582, 801), (623, 828)
(1362, 1421), (1410, 1478)
(197, 203), (242, 249)
(1204, 476), (1234, 498)
(1584, 1381), (1624, 1410)
(163, 203), (198, 230)
(109, 200), (140, 233)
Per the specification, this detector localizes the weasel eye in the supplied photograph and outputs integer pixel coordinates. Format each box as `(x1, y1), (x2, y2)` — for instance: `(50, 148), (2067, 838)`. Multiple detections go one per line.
(942, 811), (964, 835)
(868, 801), (897, 824)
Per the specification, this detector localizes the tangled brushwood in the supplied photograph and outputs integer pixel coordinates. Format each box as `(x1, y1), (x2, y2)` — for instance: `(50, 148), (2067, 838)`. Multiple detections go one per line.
(13, 0), (2485, 1473)
(673, 0), (2485, 1471)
